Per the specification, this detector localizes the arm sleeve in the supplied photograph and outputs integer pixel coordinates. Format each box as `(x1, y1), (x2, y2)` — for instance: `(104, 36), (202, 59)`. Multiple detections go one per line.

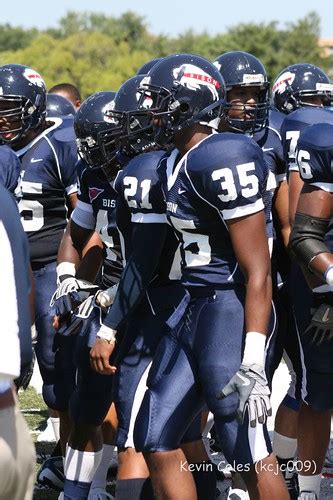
(103, 222), (167, 331)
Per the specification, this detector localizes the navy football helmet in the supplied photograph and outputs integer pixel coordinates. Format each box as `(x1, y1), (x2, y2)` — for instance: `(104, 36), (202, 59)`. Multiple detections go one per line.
(134, 53), (226, 145)
(101, 74), (156, 159)
(136, 58), (163, 76)
(272, 63), (333, 114)
(213, 51), (269, 133)
(46, 93), (76, 117)
(0, 64), (47, 144)
(74, 91), (118, 178)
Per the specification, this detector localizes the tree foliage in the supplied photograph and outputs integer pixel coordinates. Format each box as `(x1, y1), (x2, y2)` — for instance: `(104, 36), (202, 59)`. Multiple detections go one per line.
(0, 10), (331, 98)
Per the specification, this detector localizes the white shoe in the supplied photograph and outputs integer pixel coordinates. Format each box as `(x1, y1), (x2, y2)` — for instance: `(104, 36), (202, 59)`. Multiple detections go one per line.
(37, 417), (57, 442)
(227, 487), (250, 499)
(88, 487), (114, 499)
(37, 456), (64, 491)
(298, 492), (318, 500)
(58, 493), (64, 500)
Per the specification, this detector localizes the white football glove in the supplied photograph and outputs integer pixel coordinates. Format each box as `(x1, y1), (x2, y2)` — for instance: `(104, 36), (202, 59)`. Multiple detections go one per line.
(95, 283), (119, 308)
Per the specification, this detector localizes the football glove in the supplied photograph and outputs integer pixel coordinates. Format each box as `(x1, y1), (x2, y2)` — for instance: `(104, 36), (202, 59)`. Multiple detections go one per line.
(95, 283), (119, 308)
(304, 301), (333, 346)
(217, 363), (271, 427)
(50, 277), (99, 305)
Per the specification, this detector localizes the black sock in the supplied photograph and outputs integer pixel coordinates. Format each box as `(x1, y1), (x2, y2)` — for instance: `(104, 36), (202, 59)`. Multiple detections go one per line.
(277, 457), (299, 500)
(116, 478), (155, 500)
(51, 439), (62, 458)
(191, 461), (216, 500)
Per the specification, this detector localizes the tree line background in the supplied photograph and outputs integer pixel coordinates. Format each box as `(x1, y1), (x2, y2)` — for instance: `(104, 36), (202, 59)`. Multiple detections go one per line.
(0, 10), (331, 98)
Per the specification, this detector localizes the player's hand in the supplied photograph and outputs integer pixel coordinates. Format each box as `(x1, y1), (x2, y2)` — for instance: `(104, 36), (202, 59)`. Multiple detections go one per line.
(90, 338), (117, 375)
(50, 277), (98, 307)
(95, 284), (119, 308)
(304, 299), (333, 345)
(217, 363), (271, 427)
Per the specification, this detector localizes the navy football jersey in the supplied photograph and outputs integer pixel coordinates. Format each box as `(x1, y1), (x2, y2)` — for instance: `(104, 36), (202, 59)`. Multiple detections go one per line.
(296, 121), (333, 189)
(166, 133), (268, 288)
(268, 108), (285, 134)
(296, 121), (333, 252)
(253, 121), (285, 246)
(0, 145), (21, 195)
(16, 118), (78, 265)
(115, 149), (180, 285)
(281, 107), (333, 176)
(74, 159), (123, 287)
(0, 185), (32, 371)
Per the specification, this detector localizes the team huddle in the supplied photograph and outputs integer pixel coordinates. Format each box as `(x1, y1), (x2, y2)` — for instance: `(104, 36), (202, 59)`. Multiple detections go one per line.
(0, 51), (333, 500)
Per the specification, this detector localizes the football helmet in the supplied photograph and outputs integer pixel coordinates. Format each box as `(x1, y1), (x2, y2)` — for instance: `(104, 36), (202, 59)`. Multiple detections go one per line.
(100, 74), (155, 158)
(46, 93), (76, 117)
(213, 51), (269, 133)
(134, 53), (226, 145)
(136, 57), (163, 75)
(74, 91), (118, 178)
(0, 64), (47, 144)
(272, 63), (333, 114)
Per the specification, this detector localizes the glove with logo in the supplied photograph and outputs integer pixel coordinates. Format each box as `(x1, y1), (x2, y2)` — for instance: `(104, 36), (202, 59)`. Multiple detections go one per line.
(217, 363), (272, 427)
(305, 299), (333, 346)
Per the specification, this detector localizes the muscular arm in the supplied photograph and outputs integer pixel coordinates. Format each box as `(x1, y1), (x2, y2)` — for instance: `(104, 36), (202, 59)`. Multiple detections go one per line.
(66, 192), (78, 216)
(57, 220), (104, 283)
(288, 170), (304, 227)
(272, 180), (290, 248)
(227, 209), (272, 336)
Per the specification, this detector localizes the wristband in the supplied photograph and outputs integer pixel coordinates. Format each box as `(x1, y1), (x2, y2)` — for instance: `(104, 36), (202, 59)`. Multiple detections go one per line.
(97, 325), (117, 344)
(324, 265), (333, 286)
(242, 331), (266, 367)
(56, 262), (76, 284)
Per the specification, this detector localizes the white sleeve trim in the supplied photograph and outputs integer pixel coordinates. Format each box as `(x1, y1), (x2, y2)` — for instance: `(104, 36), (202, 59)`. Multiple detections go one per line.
(76, 199), (94, 213)
(0, 221), (21, 379)
(309, 182), (333, 193)
(131, 213), (167, 224)
(71, 205), (96, 230)
(65, 182), (78, 195)
(222, 198), (265, 220)
(288, 162), (299, 172)
(276, 173), (287, 184)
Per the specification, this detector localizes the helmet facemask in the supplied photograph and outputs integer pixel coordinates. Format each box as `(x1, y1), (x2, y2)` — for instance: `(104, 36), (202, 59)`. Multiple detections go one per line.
(224, 83), (269, 134)
(0, 94), (45, 144)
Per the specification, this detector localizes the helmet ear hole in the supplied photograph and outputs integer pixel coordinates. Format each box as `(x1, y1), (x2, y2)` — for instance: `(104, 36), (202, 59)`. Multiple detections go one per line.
(179, 101), (190, 114)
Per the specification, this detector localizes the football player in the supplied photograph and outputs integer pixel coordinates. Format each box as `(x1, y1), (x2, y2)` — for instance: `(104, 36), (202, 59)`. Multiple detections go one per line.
(116, 53), (288, 499)
(51, 89), (125, 500)
(0, 63), (78, 458)
(89, 73), (214, 499)
(273, 64), (333, 499)
(289, 118), (333, 500)
(213, 51), (300, 496)
(0, 185), (35, 500)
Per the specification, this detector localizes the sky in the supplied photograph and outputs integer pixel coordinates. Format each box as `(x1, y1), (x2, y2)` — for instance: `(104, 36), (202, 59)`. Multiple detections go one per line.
(2, 0), (332, 38)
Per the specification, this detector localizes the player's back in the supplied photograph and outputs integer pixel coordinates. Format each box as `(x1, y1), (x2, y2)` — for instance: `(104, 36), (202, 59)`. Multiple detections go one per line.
(116, 149), (180, 286)
(281, 106), (333, 174)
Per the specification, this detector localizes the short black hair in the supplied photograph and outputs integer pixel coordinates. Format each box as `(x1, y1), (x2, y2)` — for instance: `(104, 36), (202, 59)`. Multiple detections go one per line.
(48, 83), (81, 102)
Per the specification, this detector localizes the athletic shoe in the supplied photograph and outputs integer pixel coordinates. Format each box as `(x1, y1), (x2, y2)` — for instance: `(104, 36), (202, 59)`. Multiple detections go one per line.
(36, 456), (64, 491)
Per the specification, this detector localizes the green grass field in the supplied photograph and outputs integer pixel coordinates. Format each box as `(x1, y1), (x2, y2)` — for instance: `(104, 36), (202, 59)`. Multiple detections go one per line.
(18, 387), (60, 499)
(18, 386), (116, 499)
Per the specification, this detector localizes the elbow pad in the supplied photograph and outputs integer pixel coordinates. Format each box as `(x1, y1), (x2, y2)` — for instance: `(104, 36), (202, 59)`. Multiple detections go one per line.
(289, 212), (330, 267)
